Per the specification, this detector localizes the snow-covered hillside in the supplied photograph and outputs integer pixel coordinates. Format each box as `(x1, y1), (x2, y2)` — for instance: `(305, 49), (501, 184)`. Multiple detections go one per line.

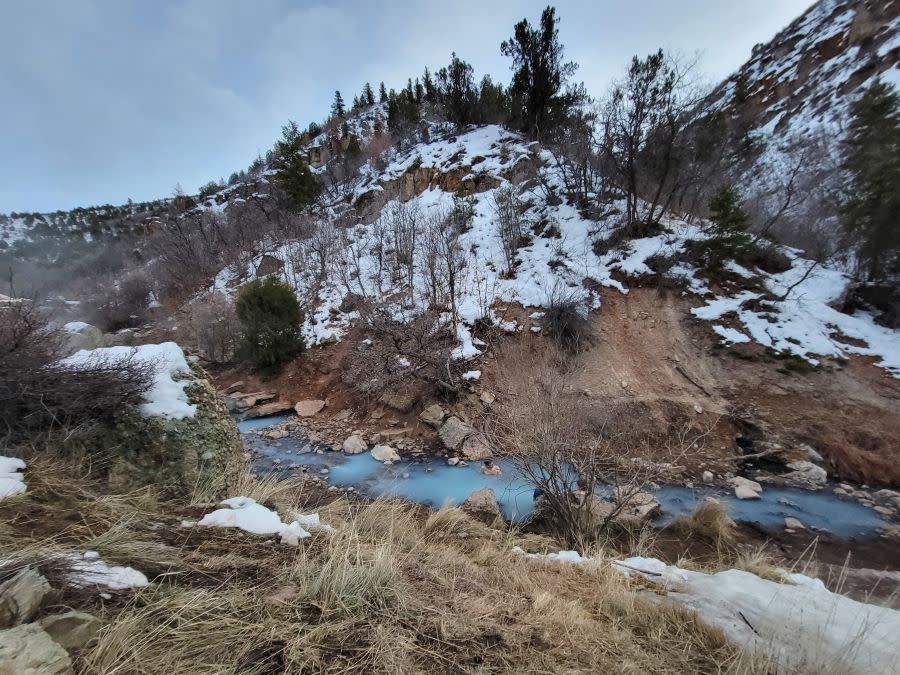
(209, 123), (900, 377)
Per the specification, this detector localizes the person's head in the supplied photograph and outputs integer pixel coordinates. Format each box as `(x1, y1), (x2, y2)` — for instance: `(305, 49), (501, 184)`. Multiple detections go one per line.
(483, 460), (493, 467)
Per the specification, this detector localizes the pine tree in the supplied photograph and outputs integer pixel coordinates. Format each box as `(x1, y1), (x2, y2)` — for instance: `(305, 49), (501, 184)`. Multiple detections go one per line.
(274, 123), (320, 211)
(436, 53), (477, 127)
(363, 82), (375, 106)
(423, 67), (436, 103)
(379, 82), (388, 103)
(331, 90), (346, 118)
(352, 94), (361, 110)
(700, 185), (754, 267)
(501, 6), (586, 142)
(842, 81), (900, 281)
(236, 276), (305, 371)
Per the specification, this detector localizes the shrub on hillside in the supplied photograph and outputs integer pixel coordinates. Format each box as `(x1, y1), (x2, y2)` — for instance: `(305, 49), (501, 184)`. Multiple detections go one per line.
(89, 272), (153, 332)
(543, 284), (593, 354)
(186, 291), (242, 363)
(698, 185), (755, 268)
(235, 277), (304, 371)
(0, 302), (152, 445)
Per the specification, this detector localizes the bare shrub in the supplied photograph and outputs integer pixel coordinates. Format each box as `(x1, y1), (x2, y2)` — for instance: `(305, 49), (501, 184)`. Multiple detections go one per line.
(0, 302), (152, 445)
(185, 292), (241, 363)
(488, 346), (679, 549)
(421, 207), (467, 323)
(492, 184), (527, 276)
(89, 271), (153, 331)
(344, 306), (461, 399)
(542, 283), (593, 354)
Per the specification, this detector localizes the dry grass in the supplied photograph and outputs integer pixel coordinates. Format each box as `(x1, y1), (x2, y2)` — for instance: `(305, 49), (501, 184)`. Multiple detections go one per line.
(2, 452), (773, 674)
(670, 498), (738, 559)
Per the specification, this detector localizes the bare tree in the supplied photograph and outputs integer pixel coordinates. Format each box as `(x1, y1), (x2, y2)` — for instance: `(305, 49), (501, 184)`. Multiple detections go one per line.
(387, 201), (419, 296)
(492, 185), (527, 276)
(422, 208), (468, 325)
(185, 292), (241, 363)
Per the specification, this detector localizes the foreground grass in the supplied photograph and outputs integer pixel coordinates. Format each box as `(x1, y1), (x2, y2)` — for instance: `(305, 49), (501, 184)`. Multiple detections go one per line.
(1, 454), (769, 674)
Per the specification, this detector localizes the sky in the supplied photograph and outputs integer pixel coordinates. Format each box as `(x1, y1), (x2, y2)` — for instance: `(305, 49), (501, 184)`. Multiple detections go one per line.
(0, 0), (813, 213)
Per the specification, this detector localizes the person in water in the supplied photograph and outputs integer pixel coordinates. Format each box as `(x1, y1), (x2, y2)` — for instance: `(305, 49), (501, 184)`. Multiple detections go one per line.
(482, 460), (502, 476)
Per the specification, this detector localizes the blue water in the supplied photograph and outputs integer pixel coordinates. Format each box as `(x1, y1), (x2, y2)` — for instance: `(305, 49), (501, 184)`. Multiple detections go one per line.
(242, 433), (886, 538)
(236, 414), (293, 433)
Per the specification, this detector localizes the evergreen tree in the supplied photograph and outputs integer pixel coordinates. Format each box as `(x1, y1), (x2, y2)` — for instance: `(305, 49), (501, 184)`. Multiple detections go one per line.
(478, 75), (508, 124)
(700, 185), (754, 267)
(274, 123), (320, 210)
(363, 82), (375, 106)
(236, 276), (305, 371)
(423, 67), (436, 103)
(414, 77), (424, 105)
(352, 94), (361, 110)
(842, 81), (900, 281)
(436, 53), (477, 127)
(379, 82), (388, 103)
(501, 6), (586, 141)
(331, 90), (346, 118)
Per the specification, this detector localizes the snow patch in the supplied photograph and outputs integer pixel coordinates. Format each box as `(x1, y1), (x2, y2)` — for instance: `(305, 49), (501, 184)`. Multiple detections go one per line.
(0, 456), (27, 501)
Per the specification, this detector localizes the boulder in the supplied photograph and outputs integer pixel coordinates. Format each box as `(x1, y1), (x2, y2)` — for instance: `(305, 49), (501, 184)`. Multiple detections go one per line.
(0, 569), (50, 628)
(94, 360), (244, 499)
(294, 400), (326, 417)
(460, 435), (493, 460)
(0, 623), (73, 674)
(236, 392), (277, 408)
(371, 444), (400, 463)
(39, 611), (103, 650)
(342, 434), (367, 455)
(224, 380), (245, 395)
(702, 470), (714, 483)
(479, 391), (496, 405)
(63, 323), (104, 354)
(419, 404), (446, 428)
(729, 476), (762, 500)
(785, 460), (828, 486)
(613, 489), (662, 521)
(379, 387), (419, 413)
(462, 487), (502, 521)
(447, 457), (460, 466)
(784, 517), (805, 530)
(438, 416), (473, 451)
(242, 401), (293, 419)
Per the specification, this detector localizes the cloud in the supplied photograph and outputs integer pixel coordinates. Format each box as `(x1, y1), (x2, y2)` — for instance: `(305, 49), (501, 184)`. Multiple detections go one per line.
(0, 0), (810, 212)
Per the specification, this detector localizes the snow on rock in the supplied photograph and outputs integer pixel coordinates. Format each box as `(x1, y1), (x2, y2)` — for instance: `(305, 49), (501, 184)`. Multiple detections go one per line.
(0, 456), (27, 501)
(197, 496), (330, 546)
(462, 370), (481, 381)
(67, 551), (149, 590)
(614, 557), (900, 675)
(62, 321), (91, 333)
(60, 342), (197, 419)
(511, 546), (595, 565)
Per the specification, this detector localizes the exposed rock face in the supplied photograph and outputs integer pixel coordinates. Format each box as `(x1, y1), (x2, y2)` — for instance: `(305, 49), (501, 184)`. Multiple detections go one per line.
(371, 444), (400, 463)
(438, 417), (473, 451)
(342, 434), (367, 454)
(0, 569), (50, 628)
(462, 487), (502, 521)
(95, 364), (244, 498)
(705, 0), (899, 150)
(419, 404), (446, 428)
(294, 400), (326, 417)
(39, 611), (103, 650)
(0, 623), (73, 674)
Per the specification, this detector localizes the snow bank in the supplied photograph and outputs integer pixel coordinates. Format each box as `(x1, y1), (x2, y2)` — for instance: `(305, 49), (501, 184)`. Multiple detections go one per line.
(0, 456), (27, 501)
(511, 546), (595, 565)
(60, 342), (197, 419)
(197, 496), (331, 546)
(62, 321), (91, 333)
(614, 557), (900, 675)
(68, 551), (149, 590)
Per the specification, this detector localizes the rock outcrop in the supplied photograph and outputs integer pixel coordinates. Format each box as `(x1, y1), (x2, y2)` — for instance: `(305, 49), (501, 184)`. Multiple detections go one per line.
(438, 417), (473, 451)
(95, 362), (244, 499)
(0, 623), (73, 674)
(0, 569), (50, 629)
(462, 487), (502, 522)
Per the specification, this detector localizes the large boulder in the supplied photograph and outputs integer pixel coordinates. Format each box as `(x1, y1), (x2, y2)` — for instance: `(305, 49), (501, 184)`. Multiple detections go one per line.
(419, 404), (446, 428)
(729, 476), (762, 500)
(785, 460), (827, 486)
(86, 345), (244, 499)
(438, 417), (473, 451)
(0, 569), (50, 628)
(371, 445), (400, 463)
(62, 322), (103, 354)
(294, 400), (326, 417)
(342, 434), (367, 454)
(462, 487), (502, 521)
(0, 623), (73, 674)
(241, 400), (293, 419)
(39, 611), (103, 650)
(460, 435), (492, 460)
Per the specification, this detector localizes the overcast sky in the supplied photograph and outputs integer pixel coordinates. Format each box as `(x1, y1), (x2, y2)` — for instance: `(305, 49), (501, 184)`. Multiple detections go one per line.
(0, 0), (813, 213)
